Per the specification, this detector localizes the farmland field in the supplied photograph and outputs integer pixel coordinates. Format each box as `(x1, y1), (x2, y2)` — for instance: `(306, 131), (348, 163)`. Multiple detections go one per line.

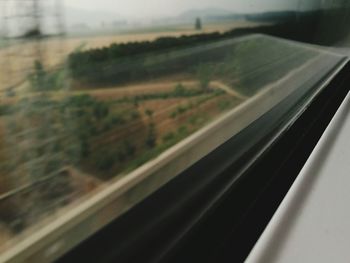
(0, 21), (261, 92)
(0, 31), (323, 249)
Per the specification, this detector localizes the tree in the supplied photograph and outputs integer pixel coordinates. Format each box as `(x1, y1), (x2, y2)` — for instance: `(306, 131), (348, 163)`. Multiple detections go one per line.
(145, 123), (157, 148)
(96, 151), (115, 171)
(196, 64), (212, 91)
(195, 17), (202, 30)
(174, 83), (186, 96)
(30, 61), (46, 90)
(122, 140), (136, 157)
(93, 102), (109, 120)
(23, 27), (42, 39)
(145, 109), (154, 118)
(29, 60), (65, 91)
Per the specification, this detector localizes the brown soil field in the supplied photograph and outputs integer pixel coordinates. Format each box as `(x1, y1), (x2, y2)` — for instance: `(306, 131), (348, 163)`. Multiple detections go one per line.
(85, 94), (225, 176)
(156, 95), (243, 137)
(85, 92), (244, 179)
(90, 98), (188, 150)
(82, 78), (246, 154)
(90, 93), (241, 154)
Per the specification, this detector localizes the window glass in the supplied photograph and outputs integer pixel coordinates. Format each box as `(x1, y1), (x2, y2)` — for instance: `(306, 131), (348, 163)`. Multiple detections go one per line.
(0, 0), (349, 260)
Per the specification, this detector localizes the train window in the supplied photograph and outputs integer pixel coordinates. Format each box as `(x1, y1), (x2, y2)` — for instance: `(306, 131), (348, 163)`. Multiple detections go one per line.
(0, 0), (350, 262)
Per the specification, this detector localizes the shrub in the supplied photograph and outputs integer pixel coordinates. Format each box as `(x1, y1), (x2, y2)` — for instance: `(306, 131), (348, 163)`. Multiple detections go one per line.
(178, 125), (188, 136)
(131, 111), (141, 120)
(122, 140), (136, 157)
(93, 102), (110, 120)
(170, 111), (177, 119)
(96, 154), (115, 171)
(111, 115), (125, 126)
(162, 132), (175, 143)
(196, 64), (213, 91)
(145, 123), (157, 148)
(29, 61), (66, 91)
(174, 83), (186, 96)
(218, 100), (231, 111)
(177, 105), (188, 115)
(145, 109), (154, 118)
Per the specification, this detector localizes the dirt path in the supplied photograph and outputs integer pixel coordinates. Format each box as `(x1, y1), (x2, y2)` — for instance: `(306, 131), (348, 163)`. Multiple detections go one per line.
(211, 81), (248, 100)
(0, 79), (248, 117)
(74, 80), (248, 101)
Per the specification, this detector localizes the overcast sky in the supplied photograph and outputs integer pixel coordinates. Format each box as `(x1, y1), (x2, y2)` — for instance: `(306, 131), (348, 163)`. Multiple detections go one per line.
(64, 0), (307, 18)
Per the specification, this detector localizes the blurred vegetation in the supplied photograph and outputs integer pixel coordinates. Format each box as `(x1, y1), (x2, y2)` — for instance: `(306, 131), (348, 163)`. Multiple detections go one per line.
(29, 61), (67, 92)
(68, 10), (344, 86)
(196, 64), (213, 91)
